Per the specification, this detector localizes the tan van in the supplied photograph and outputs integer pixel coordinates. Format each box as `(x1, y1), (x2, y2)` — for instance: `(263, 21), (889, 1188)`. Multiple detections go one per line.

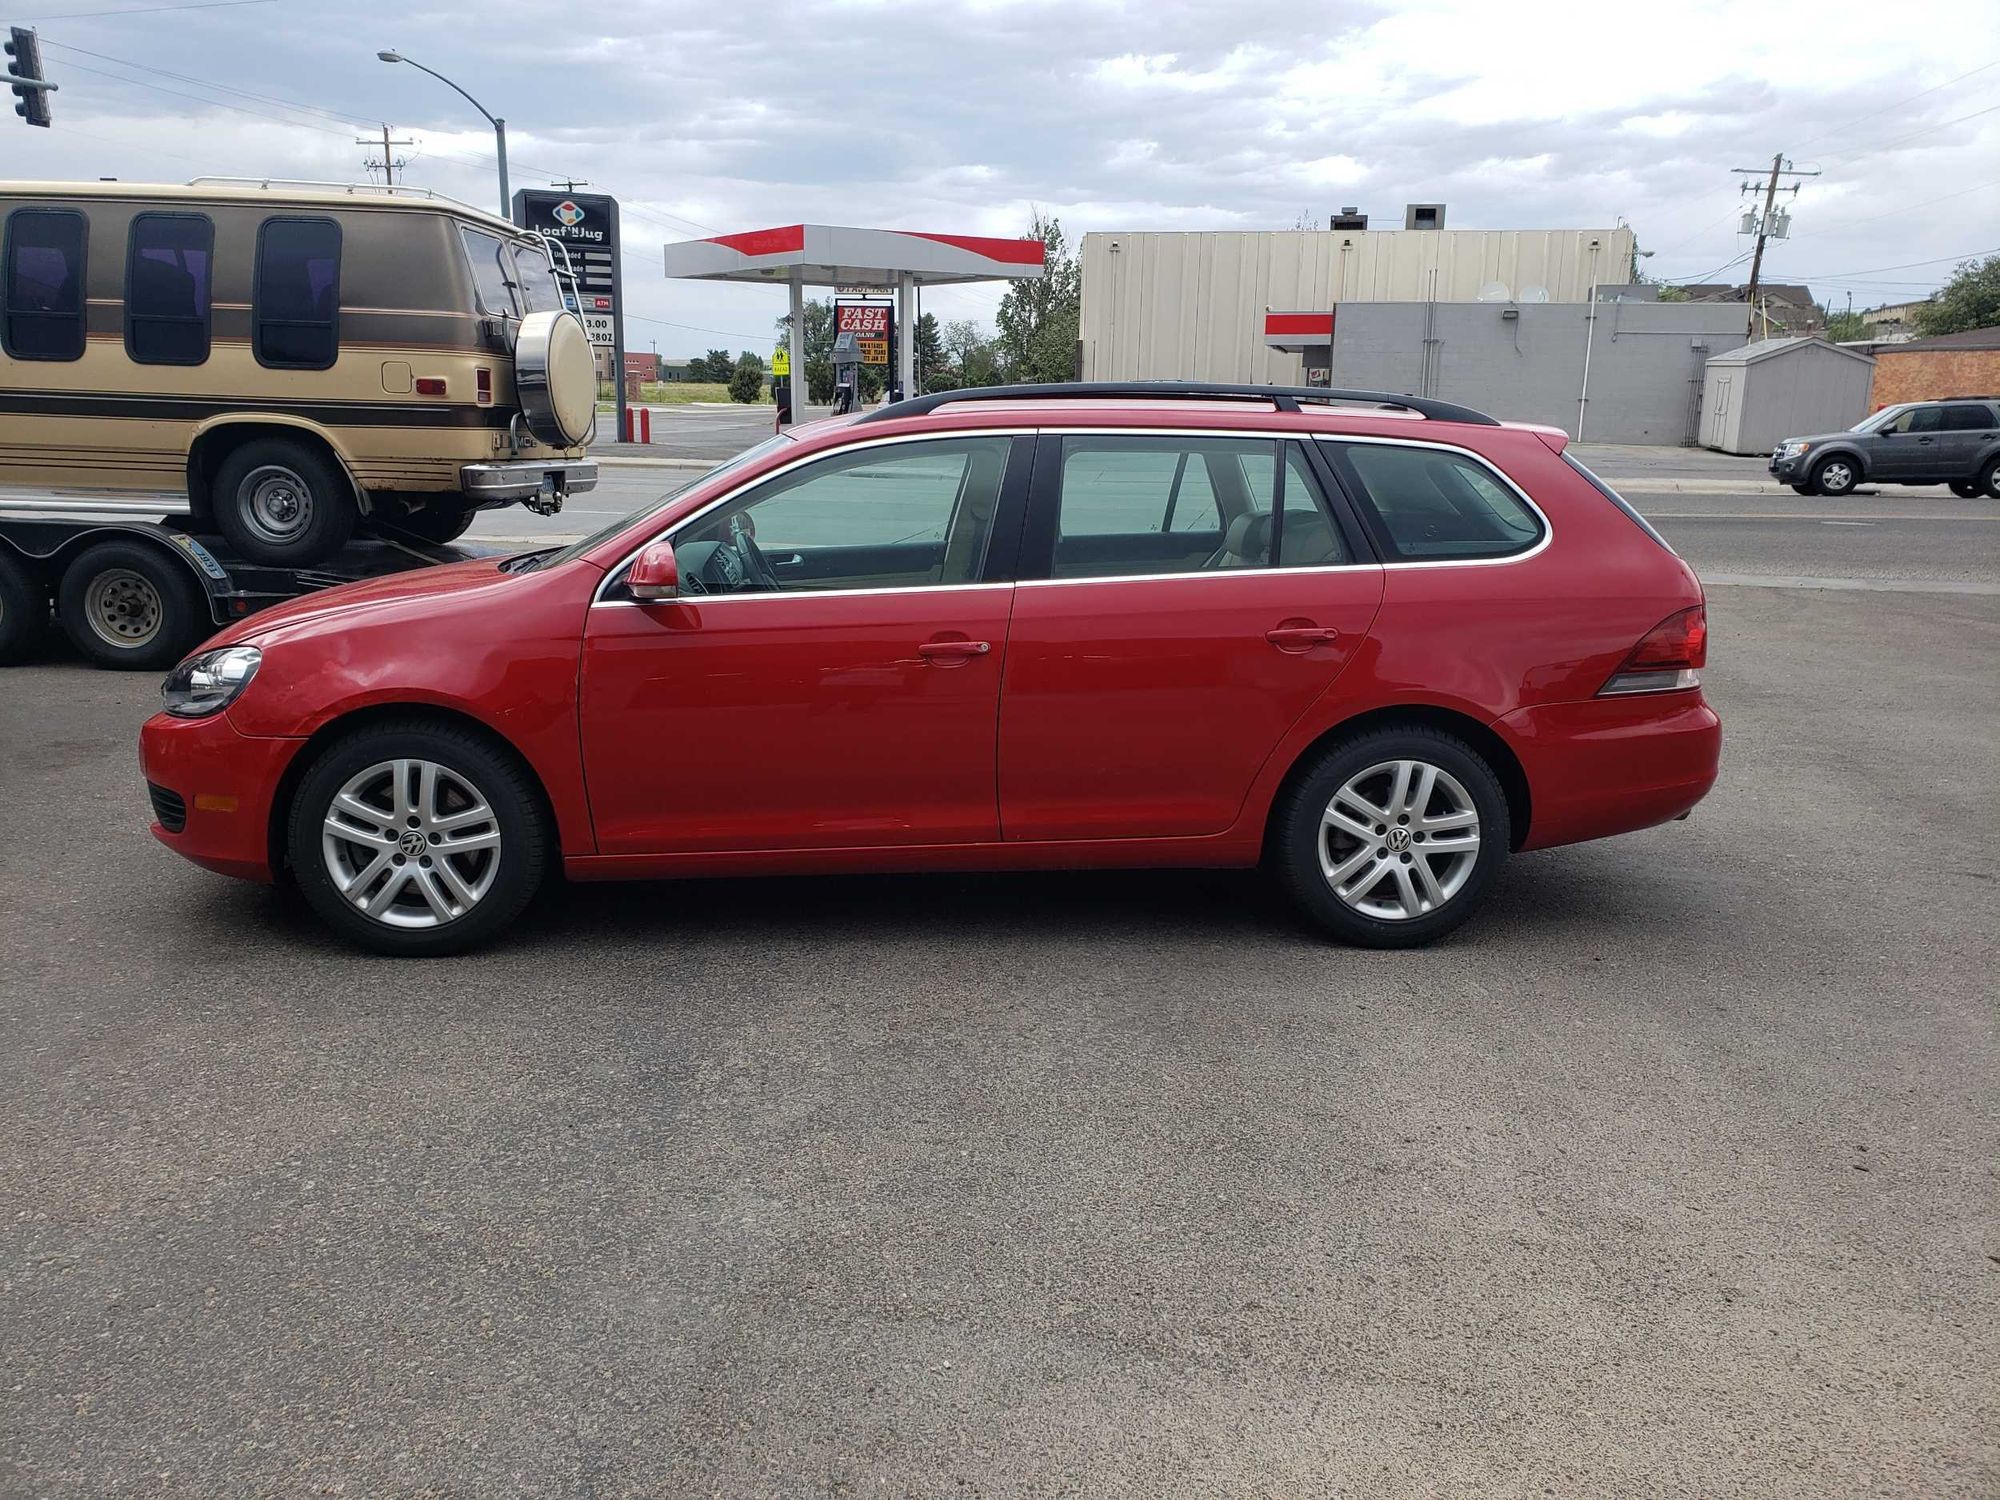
(0, 178), (597, 564)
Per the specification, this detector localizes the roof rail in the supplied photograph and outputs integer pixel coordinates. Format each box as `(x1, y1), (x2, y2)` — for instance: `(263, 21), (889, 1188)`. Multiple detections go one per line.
(184, 177), (500, 219)
(854, 381), (1500, 427)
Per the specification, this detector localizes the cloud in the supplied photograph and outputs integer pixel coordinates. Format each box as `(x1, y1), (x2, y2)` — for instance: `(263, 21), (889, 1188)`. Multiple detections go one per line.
(5, 0), (1996, 351)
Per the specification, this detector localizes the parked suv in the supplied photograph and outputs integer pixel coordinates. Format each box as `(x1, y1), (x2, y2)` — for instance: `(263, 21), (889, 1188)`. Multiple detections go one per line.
(1769, 398), (2000, 497)
(140, 383), (1721, 956)
(0, 179), (599, 564)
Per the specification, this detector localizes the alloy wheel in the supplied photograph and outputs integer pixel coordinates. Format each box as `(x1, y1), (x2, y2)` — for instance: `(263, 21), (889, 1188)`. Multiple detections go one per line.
(1317, 758), (1482, 920)
(320, 758), (502, 929)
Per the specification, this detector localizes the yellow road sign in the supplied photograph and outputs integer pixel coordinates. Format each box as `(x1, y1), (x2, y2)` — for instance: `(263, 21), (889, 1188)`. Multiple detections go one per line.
(771, 347), (790, 377)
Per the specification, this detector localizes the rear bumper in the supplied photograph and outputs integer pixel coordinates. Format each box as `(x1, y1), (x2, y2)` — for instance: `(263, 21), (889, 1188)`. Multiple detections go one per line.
(139, 710), (304, 883)
(459, 458), (599, 502)
(1497, 692), (1721, 852)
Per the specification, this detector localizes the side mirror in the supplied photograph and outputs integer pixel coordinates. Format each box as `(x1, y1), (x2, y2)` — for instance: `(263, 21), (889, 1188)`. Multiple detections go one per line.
(628, 539), (679, 601)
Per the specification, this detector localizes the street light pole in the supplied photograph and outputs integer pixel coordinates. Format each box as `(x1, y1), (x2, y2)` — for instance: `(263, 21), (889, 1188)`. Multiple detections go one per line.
(376, 50), (509, 215)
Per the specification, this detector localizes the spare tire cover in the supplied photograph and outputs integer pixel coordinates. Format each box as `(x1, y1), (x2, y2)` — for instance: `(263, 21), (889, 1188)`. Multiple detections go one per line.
(513, 310), (596, 447)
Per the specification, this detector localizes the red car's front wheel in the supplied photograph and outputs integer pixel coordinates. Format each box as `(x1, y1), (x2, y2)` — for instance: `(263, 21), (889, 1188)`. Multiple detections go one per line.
(287, 719), (548, 956)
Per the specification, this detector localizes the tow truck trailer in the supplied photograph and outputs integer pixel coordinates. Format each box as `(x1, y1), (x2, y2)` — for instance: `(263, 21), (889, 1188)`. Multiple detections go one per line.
(0, 500), (496, 671)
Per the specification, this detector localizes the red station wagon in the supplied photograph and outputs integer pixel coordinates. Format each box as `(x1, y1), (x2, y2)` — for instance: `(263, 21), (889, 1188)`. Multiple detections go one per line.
(139, 383), (1721, 956)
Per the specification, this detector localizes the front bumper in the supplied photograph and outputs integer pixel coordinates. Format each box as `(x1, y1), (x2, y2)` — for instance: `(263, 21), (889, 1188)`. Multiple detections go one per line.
(1768, 449), (1806, 479)
(460, 458), (599, 502)
(139, 710), (305, 883)
(1496, 692), (1721, 852)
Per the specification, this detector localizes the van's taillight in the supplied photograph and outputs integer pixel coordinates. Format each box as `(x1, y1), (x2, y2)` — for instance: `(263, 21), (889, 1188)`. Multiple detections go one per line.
(475, 367), (493, 404)
(415, 377), (447, 396)
(1600, 605), (1706, 696)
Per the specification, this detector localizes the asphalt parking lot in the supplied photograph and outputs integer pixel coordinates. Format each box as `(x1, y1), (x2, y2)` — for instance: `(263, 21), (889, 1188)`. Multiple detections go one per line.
(2, 440), (1997, 1495)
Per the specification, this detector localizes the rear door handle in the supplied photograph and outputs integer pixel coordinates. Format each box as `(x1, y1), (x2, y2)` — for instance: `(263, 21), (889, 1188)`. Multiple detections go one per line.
(917, 639), (991, 663)
(1265, 625), (1340, 651)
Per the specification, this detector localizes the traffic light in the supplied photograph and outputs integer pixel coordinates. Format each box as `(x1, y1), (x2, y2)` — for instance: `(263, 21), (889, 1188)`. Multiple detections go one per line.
(7, 27), (55, 128)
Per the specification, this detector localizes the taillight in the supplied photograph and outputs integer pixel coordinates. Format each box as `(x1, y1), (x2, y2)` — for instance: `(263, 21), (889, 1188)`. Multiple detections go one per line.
(1600, 605), (1706, 696)
(415, 376), (447, 396)
(475, 367), (493, 404)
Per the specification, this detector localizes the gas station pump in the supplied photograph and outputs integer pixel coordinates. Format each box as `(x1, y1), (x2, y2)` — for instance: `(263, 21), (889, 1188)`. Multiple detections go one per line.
(831, 331), (861, 415)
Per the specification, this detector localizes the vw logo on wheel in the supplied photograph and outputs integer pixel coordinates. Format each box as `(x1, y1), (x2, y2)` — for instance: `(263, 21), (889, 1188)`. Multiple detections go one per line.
(1385, 826), (1412, 853)
(397, 829), (428, 857)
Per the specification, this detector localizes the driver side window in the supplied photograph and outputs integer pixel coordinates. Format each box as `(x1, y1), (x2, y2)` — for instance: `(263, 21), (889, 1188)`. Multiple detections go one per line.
(671, 435), (1012, 595)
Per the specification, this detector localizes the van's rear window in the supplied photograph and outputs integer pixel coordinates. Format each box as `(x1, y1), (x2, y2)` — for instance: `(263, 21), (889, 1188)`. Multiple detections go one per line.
(254, 216), (341, 369)
(2, 208), (88, 362)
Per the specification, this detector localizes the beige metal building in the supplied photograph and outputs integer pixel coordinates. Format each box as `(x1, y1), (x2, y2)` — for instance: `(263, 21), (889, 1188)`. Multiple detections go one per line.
(1079, 224), (1636, 384)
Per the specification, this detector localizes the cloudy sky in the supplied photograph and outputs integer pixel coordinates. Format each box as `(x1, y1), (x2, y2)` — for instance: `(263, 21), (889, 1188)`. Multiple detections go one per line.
(6, 0), (1998, 356)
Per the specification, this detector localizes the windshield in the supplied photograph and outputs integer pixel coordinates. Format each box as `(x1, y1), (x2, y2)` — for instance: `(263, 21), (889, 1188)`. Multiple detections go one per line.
(526, 433), (799, 570)
(1852, 405), (1909, 433)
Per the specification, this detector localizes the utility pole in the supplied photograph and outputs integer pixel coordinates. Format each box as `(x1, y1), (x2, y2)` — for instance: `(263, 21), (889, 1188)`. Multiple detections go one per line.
(549, 178), (590, 193)
(358, 123), (412, 185)
(1732, 153), (1819, 340)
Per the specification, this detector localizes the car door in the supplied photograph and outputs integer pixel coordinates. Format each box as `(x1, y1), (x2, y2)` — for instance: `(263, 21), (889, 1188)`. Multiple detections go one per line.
(1873, 404), (1943, 478)
(1937, 403), (1997, 477)
(998, 432), (1383, 841)
(579, 432), (1028, 855)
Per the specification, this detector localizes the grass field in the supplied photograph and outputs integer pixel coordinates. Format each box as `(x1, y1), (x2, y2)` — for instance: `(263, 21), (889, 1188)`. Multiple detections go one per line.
(597, 381), (771, 406)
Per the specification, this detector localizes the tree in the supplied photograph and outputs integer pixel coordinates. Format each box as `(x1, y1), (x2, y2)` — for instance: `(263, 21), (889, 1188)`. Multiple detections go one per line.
(1823, 309), (1866, 342)
(995, 210), (1081, 384)
(727, 352), (765, 404)
(773, 298), (837, 403)
(913, 312), (942, 390)
(691, 348), (734, 382)
(1913, 255), (2000, 338)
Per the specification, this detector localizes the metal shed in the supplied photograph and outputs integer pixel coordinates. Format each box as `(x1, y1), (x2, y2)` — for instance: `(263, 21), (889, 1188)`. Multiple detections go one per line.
(1700, 337), (1876, 455)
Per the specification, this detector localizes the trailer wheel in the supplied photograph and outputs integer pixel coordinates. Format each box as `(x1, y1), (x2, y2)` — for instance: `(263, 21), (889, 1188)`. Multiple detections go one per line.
(211, 438), (356, 565)
(57, 540), (210, 671)
(0, 549), (49, 665)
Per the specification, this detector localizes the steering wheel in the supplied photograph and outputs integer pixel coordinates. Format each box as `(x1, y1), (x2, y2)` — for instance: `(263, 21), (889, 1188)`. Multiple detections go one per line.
(727, 512), (782, 591)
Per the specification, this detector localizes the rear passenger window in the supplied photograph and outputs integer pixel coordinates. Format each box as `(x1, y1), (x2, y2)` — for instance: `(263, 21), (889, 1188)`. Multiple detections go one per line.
(1053, 436), (1278, 577)
(254, 217), (340, 369)
(1334, 442), (1544, 561)
(1942, 404), (1995, 432)
(126, 213), (212, 365)
(2, 208), (87, 361)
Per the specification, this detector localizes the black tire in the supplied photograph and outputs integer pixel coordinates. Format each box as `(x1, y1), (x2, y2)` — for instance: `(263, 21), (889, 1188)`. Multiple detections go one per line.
(0, 548), (49, 666)
(376, 502), (476, 546)
(1979, 456), (2000, 500)
(209, 437), (356, 565)
(1790, 483), (1815, 496)
(1272, 725), (1512, 948)
(1948, 479), (1981, 499)
(287, 718), (548, 957)
(56, 540), (210, 670)
(1809, 453), (1859, 497)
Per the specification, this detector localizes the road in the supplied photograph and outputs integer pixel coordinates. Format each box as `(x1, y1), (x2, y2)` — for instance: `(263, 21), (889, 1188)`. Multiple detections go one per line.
(2, 417), (1997, 1497)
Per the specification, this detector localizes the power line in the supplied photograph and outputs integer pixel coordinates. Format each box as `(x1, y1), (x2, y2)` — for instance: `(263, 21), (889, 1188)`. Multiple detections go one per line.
(1792, 58), (2000, 153)
(1824, 103), (2000, 162)
(17, 0), (275, 17)
(1783, 247), (1998, 279)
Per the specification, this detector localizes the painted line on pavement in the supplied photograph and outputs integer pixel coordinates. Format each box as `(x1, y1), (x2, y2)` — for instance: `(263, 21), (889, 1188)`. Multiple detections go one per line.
(1703, 572), (2000, 595)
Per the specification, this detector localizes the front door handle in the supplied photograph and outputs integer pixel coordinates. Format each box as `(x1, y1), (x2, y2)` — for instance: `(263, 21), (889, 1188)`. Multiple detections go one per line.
(1266, 624), (1340, 652)
(917, 639), (992, 664)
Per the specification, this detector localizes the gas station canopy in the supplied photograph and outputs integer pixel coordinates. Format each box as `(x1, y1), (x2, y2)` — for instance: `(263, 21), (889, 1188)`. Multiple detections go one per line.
(662, 224), (1046, 418)
(661, 223), (1046, 287)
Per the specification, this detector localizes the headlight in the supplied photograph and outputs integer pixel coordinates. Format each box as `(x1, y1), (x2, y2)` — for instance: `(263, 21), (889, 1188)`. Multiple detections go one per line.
(161, 646), (261, 718)
(1780, 440), (1810, 458)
